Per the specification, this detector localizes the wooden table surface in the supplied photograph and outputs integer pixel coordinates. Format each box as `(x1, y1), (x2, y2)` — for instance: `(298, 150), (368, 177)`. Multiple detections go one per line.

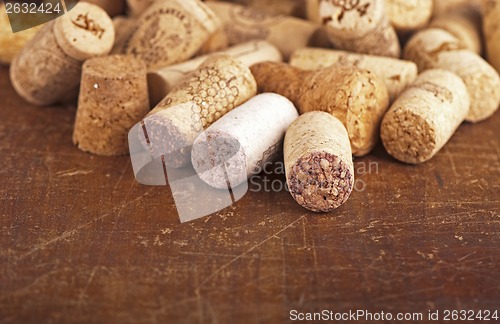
(0, 65), (499, 323)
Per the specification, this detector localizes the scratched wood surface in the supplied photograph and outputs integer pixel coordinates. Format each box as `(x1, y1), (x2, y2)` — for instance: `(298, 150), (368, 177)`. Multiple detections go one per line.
(0, 65), (499, 323)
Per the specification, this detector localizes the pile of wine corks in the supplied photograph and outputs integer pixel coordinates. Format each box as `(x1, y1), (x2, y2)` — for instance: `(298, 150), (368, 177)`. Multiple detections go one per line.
(5, 0), (500, 214)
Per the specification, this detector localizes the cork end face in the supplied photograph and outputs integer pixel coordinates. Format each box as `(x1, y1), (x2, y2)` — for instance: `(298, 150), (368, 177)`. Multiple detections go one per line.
(54, 2), (115, 61)
(287, 152), (354, 213)
(381, 108), (437, 164)
(83, 54), (146, 79)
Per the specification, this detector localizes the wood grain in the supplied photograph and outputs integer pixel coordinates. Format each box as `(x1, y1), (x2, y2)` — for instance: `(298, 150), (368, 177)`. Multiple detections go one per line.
(0, 66), (499, 323)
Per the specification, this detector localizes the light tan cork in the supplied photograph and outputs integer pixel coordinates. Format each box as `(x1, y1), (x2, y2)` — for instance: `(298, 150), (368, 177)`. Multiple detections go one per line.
(284, 112), (354, 213)
(430, 8), (482, 55)
(404, 28), (500, 122)
(206, 0), (306, 17)
(289, 47), (418, 102)
(73, 55), (150, 156)
(205, 1), (328, 60)
(196, 28), (229, 55)
(432, 0), (483, 17)
(142, 54), (257, 168)
(121, 0), (221, 70)
(82, 0), (125, 17)
(319, 0), (400, 57)
(191, 93), (298, 189)
(250, 62), (389, 156)
(148, 40), (282, 105)
(385, 0), (433, 33)
(484, 0), (500, 73)
(381, 69), (470, 164)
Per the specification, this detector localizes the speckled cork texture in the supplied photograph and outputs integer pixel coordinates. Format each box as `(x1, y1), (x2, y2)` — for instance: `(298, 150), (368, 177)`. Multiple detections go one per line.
(385, 0), (433, 33)
(143, 54), (257, 168)
(284, 112), (354, 213)
(404, 28), (500, 123)
(319, 0), (400, 57)
(205, 1), (328, 59)
(484, 0), (500, 73)
(73, 55), (150, 156)
(250, 62), (389, 156)
(191, 93), (298, 189)
(121, 0), (221, 70)
(381, 69), (470, 164)
(289, 47), (418, 102)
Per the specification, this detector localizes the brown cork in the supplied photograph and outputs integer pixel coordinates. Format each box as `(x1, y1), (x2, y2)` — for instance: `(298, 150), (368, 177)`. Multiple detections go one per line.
(205, 0), (307, 17)
(111, 16), (137, 54)
(143, 54), (257, 168)
(385, 0), (433, 33)
(82, 0), (125, 17)
(404, 28), (500, 122)
(191, 93), (298, 189)
(289, 47), (418, 102)
(148, 40), (282, 105)
(381, 69), (470, 164)
(250, 61), (389, 156)
(432, 0), (483, 17)
(126, 0), (156, 17)
(196, 28), (229, 56)
(205, 1), (328, 60)
(484, 0), (500, 73)
(284, 112), (354, 213)
(73, 55), (150, 156)
(319, 0), (400, 58)
(122, 0), (221, 70)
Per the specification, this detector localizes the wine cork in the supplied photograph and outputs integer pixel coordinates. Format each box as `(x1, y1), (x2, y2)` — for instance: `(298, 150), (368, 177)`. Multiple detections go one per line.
(289, 47), (418, 102)
(111, 16), (137, 54)
(122, 0), (221, 70)
(196, 28), (229, 55)
(205, 1), (328, 59)
(142, 54), (257, 168)
(432, 0), (483, 17)
(385, 0), (433, 33)
(306, 0), (321, 23)
(404, 28), (500, 122)
(250, 62), (389, 156)
(82, 0), (125, 17)
(284, 112), (354, 213)
(430, 8), (482, 54)
(191, 93), (298, 189)
(73, 55), (150, 156)
(148, 40), (282, 105)
(381, 69), (470, 164)
(126, 0), (156, 17)
(319, 0), (400, 58)
(0, 3), (42, 65)
(10, 2), (114, 106)
(484, 0), (500, 73)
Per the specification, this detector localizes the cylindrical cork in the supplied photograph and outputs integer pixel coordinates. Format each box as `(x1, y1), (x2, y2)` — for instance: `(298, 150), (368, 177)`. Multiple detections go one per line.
(205, 0), (306, 17)
(142, 54), (257, 168)
(250, 62), (389, 156)
(484, 0), (500, 73)
(82, 0), (125, 17)
(385, 0), (433, 33)
(126, 0), (156, 17)
(205, 1), (328, 59)
(122, 0), (221, 70)
(284, 112), (354, 213)
(404, 28), (500, 122)
(191, 93), (298, 189)
(196, 28), (229, 55)
(289, 47), (418, 102)
(381, 69), (470, 164)
(73, 55), (150, 156)
(9, 2), (114, 105)
(148, 40), (282, 105)
(432, 0), (483, 17)
(111, 16), (137, 54)
(319, 0), (400, 58)
(430, 8), (482, 54)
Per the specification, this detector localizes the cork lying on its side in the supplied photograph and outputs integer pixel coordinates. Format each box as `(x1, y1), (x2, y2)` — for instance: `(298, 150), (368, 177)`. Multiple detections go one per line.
(73, 55), (150, 156)
(143, 54), (257, 168)
(381, 69), (470, 164)
(404, 28), (500, 123)
(191, 93), (298, 189)
(385, 0), (433, 33)
(250, 62), (389, 156)
(121, 0), (221, 70)
(289, 47), (418, 102)
(10, 2), (114, 106)
(484, 0), (500, 73)
(148, 40), (282, 105)
(284, 112), (354, 213)
(205, 1), (328, 59)
(319, 0), (400, 57)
